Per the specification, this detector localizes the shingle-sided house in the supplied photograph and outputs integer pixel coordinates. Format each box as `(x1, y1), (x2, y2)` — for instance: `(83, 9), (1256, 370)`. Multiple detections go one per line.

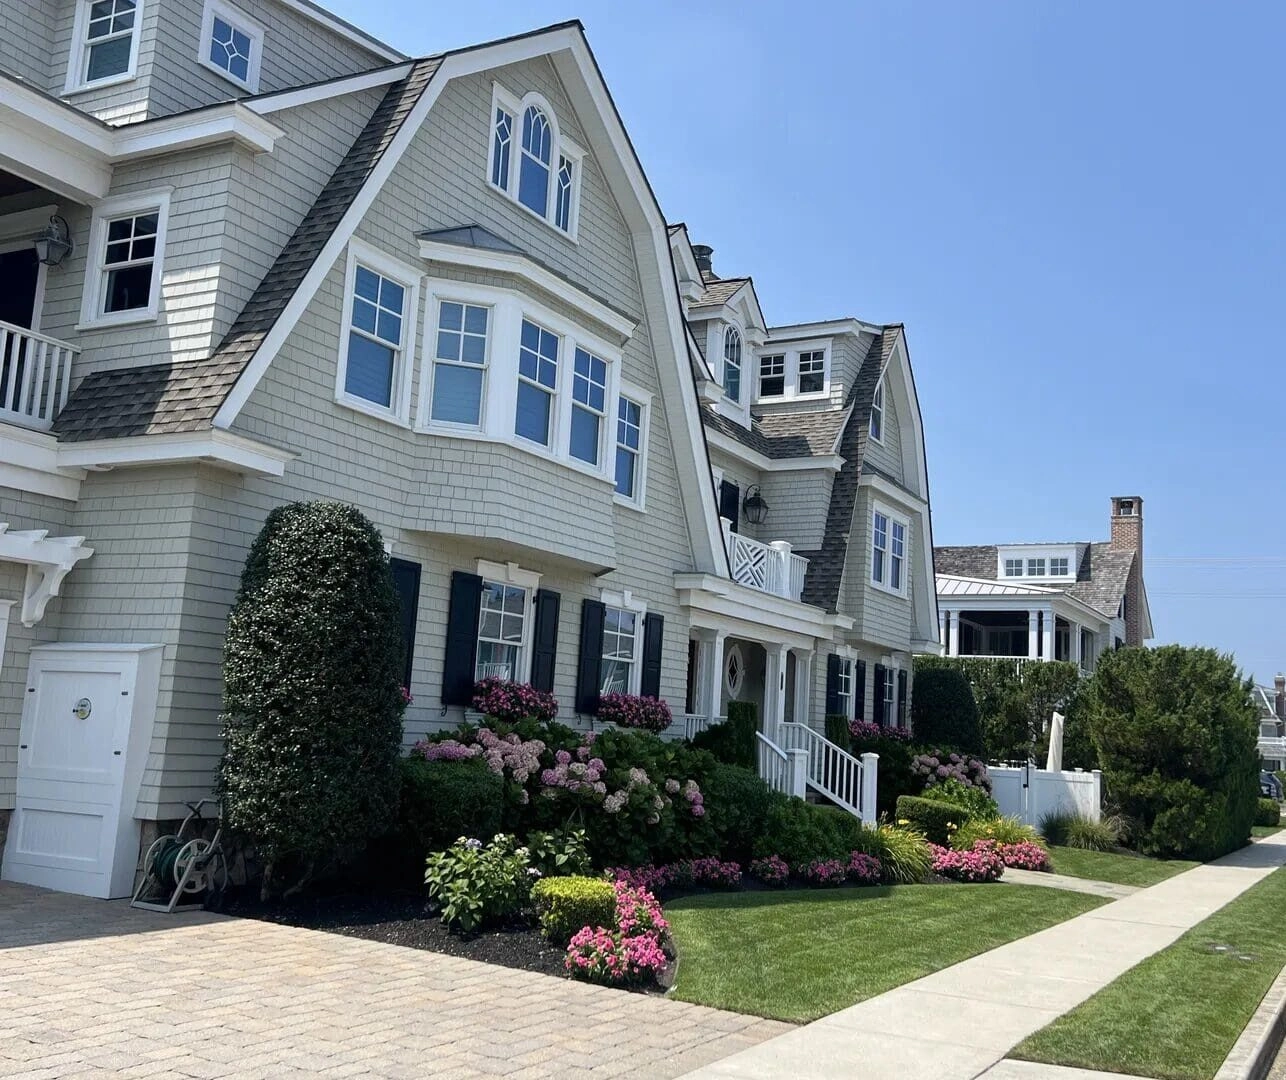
(0, 0), (938, 898)
(934, 497), (1154, 671)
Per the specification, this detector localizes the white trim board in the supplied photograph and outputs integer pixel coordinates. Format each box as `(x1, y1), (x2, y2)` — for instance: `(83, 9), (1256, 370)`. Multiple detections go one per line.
(56, 428), (296, 476)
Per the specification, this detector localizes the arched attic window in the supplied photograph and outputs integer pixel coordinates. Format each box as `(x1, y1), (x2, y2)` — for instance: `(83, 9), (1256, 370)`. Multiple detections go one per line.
(490, 86), (582, 236)
(519, 104), (552, 216)
(723, 325), (742, 402)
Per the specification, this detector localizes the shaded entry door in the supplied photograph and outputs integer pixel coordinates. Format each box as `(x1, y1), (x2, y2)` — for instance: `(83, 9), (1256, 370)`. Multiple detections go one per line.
(2, 663), (131, 898)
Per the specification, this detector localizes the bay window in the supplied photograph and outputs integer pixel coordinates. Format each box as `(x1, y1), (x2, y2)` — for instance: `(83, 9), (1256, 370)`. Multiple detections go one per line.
(569, 348), (607, 465)
(336, 243), (419, 420)
(516, 318), (559, 446)
(429, 300), (489, 426)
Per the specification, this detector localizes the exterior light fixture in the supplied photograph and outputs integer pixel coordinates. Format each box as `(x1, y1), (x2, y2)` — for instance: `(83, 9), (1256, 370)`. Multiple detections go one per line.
(742, 485), (769, 526)
(34, 215), (73, 267)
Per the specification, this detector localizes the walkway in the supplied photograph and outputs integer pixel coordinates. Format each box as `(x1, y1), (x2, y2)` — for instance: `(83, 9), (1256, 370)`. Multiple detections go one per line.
(0, 883), (790, 1080)
(1000, 867), (1138, 901)
(682, 833), (1286, 1080)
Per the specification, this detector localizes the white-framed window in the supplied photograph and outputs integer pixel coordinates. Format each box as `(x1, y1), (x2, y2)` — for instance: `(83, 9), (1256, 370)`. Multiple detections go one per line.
(723, 325), (742, 402)
(569, 347), (607, 465)
(759, 354), (785, 397)
(871, 503), (909, 596)
(474, 560), (540, 683)
(725, 642), (746, 698)
(614, 387), (650, 508)
(879, 666), (896, 726)
(836, 657), (853, 717)
(1004, 558), (1024, 577)
(66, 0), (142, 92)
(335, 241), (420, 422)
(488, 83), (583, 238)
(1049, 556), (1070, 576)
(1027, 558), (1046, 576)
(599, 590), (647, 695)
(198, 0), (264, 92)
(516, 317), (559, 447)
(428, 298), (490, 427)
(798, 350), (826, 394)
(79, 191), (170, 329)
(870, 378), (885, 442)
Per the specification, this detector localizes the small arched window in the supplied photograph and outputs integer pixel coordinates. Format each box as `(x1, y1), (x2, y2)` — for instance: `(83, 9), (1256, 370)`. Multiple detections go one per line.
(723, 325), (742, 402)
(519, 105), (552, 216)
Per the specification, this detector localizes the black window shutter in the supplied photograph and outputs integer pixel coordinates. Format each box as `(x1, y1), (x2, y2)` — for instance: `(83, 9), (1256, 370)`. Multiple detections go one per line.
(824, 654), (842, 715)
(897, 669), (908, 729)
(441, 571), (482, 706)
(576, 599), (606, 714)
(641, 613), (664, 698)
(718, 480), (740, 534)
(530, 588), (560, 693)
(873, 664), (887, 727)
(389, 558), (421, 690)
(854, 660), (867, 721)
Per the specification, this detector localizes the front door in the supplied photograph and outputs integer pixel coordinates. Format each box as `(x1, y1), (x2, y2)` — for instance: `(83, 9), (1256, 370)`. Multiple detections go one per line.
(2, 661), (132, 898)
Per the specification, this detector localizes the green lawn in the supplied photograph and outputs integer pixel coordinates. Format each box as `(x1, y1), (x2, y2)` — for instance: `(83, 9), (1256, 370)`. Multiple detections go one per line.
(666, 884), (1105, 1022)
(1049, 846), (1199, 887)
(1252, 824), (1283, 838)
(1013, 866), (1286, 1080)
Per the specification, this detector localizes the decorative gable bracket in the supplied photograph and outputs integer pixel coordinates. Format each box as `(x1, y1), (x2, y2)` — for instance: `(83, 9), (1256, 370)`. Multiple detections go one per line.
(0, 524), (94, 627)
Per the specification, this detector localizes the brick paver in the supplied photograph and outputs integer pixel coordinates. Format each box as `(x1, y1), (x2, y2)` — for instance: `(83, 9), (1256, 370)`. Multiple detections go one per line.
(0, 884), (790, 1079)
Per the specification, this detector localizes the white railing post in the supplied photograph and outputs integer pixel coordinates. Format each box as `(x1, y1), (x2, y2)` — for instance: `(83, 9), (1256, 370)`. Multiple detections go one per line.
(786, 747), (808, 799)
(860, 752), (879, 823)
(0, 320), (79, 430)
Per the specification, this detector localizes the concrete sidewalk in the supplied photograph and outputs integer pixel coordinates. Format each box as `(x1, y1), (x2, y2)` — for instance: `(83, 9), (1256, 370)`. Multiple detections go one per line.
(681, 833), (1286, 1080)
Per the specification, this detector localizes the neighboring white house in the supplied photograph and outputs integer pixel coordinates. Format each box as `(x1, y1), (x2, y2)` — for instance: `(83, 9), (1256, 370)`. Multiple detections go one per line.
(934, 496), (1154, 671)
(1256, 676), (1286, 773)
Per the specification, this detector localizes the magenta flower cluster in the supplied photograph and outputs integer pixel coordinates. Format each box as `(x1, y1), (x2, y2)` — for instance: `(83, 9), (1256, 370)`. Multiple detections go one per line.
(564, 882), (669, 987)
(846, 852), (883, 885)
(610, 858), (742, 892)
(540, 747), (609, 798)
(749, 855), (791, 886)
(415, 739), (479, 763)
(996, 840), (1051, 872)
(471, 678), (559, 724)
(801, 858), (849, 887)
(912, 749), (992, 792)
(930, 839), (1005, 882)
(849, 719), (912, 743)
(597, 692), (673, 732)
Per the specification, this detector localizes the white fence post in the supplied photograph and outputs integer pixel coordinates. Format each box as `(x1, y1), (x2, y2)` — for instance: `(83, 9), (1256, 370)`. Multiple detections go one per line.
(786, 748), (808, 799)
(1091, 769), (1102, 814)
(860, 752), (879, 823)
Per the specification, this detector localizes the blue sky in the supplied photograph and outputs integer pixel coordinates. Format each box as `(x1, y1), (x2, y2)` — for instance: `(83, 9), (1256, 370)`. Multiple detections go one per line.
(328, 1), (1286, 683)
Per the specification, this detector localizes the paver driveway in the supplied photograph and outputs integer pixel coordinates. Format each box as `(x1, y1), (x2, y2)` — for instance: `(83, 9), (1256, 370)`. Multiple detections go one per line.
(0, 883), (790, 1079)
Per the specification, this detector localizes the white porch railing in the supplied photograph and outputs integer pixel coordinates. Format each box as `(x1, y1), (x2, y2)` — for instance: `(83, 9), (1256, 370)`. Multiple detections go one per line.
(722, 519), (808, 602)
(680, 713), (724, 740)
(779, 722), (878, 823)
(1259, 736), (1286, 762)
(0, 321), (78, 431)
(755, 730), (806, 799)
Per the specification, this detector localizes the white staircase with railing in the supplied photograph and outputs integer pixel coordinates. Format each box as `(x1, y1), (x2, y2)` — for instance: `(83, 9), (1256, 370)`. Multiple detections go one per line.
(1, 321), (78, 431)
(754, 723), (878, 823)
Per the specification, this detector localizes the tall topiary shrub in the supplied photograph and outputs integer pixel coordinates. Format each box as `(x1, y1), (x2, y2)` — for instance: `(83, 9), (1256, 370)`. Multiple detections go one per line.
(219, 501), (406, 897)
(1085, 645), (1259, 860)
(909, 666), (983, 754)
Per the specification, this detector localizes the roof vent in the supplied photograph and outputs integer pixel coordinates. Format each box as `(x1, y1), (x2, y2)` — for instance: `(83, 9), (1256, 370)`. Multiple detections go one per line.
(692, 244), (714, 276)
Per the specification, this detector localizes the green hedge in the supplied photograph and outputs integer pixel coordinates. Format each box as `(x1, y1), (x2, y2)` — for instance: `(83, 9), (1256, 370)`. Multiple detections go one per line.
(752, 796), (867, 865)
(895, 795), (969, 845)
(691, 702), (757, 769)
(909, 666), (983, 754)
(398, 756), (505, 857)
(703, 764), (776, 864)
(1256, 798), (1281, 828)
(532, 875), (617, 945)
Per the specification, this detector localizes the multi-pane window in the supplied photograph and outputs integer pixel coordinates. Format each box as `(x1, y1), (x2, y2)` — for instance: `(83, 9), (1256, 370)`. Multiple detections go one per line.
(872, 511), (888, 585)
(516, 318), (559, 445)
(555, 156), (576, 232)
(890, 519), (906, 591)
(491, 106), (513, 190)
(475, 581), (527, 681)
(100, 210), (158, 315)
(77, 0), (138, 85)
(836, 658), (853, 717)
(1004, 558), (1024, 577)
(519, 106), (552, 216)
(870, 379), (884, 441)
(880, 667), (896, 726)
(723, 326), (742, 401)
(872, 507), (908, 593)
(1027, 558), (1047, 576)
(209, 16), (252, 82)
(615, 396), (643, 501)
(431, 300), (488, 426)
(759, 354), (785, 397)
(1050, 557), (1070, 576)
(798, 350), (826, 393)
(201, 2), (263, 90)
(344, 265), (405, 409)
(601, 606), (638, 694)
(570, 348), (607, 465)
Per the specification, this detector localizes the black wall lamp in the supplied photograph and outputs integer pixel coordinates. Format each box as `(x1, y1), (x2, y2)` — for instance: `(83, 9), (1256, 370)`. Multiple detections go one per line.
(742, 485), (769, 526)
(34, 215), (73, 267)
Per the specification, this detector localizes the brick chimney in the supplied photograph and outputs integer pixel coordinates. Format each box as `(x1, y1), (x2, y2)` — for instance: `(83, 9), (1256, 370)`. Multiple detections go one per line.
(1275, 674), (1285, 722)
(1110, 496), (1145, 645)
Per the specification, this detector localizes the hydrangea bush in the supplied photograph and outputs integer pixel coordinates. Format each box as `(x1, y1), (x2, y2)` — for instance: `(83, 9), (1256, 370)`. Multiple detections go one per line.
(849, 719), (913, 743)
(928, 839), (1005, 883)
(913, 749), (992, 793)
(472, 678), (559, 724)
(423, 834), (536, 933)
(597, 693), (673, 732)
(749, 855), (790, 886)
(846, 852), (883, 885)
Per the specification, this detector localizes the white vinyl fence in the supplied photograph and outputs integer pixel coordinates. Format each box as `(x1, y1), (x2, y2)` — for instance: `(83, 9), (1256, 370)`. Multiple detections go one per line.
(989, 763), (1102, 827)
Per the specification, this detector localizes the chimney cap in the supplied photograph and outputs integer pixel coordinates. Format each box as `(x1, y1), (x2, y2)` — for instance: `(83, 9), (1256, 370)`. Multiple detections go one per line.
(1112, 496), (1143, 517)
(692, 244), (714, 276)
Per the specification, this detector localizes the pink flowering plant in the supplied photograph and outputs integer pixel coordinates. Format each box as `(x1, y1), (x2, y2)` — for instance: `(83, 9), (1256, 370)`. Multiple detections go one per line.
(849, 719), (913, 743)
(471, 678), (559, 724)
(847, 852), (883, 885)
(929, 839), (1005, 883)
(997, 840), (1052, 872)
(912, 749), (992, 793)
(564, 881), (671, 988)
(610, 858), (742, 893)
(597, 693), (673, 733)
(749, 855), (791, 887)
(801, 858), (849, 887)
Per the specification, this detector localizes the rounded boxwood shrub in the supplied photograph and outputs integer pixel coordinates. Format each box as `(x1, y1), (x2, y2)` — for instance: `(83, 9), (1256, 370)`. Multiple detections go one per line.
(1085, 645), (1260, 860)
(702, 763), (776, 864)
(910, 666), (983, 755)
(398, 756), (505, 855)
(895, 795), (967, 846)
(532, 875), (618, 946)
(1256, 798), (1281, 828)
(218, 501), (406, 898)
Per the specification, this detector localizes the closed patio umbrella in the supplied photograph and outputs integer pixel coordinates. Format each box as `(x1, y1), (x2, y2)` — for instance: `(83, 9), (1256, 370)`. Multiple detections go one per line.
(1046, 711), (1065, 772)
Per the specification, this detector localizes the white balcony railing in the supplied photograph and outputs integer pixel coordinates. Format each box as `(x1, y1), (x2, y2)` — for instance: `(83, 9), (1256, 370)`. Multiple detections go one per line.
(1259, 735), (1286, 761)
(0, 321), (78, 431)
(722, 519), (808, 602)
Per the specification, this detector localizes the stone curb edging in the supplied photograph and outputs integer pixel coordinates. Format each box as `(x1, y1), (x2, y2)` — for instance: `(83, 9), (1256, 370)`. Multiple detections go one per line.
(1215, 962), (1286, 1080)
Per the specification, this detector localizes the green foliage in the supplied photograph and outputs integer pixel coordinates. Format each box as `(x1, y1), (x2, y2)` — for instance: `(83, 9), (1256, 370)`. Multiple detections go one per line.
(910, 666), (983, 754)
(1040, 809), (1121, 851)
(218, 501), (406, 896)
(849, 725), (920, 816)
(532, 875), (617, 946)
(526, 828), (593, 878)
(917, 656), (1083, 764)
(1085, 645), (1260, 859)
(824, 713), (851, 748)
(702, 764), (776, 864)
(397, 756), (505, 857)
(923, 778), (1000, 821)
(1255, 798), (1281, 828)
(690, 703), (758, 770)
(424, 834), (532, 933)
(752, 797), (866, 865)
(895, 795), (968, 845)
(952, 816), (1043, 851)
(849, 823), (934, 883)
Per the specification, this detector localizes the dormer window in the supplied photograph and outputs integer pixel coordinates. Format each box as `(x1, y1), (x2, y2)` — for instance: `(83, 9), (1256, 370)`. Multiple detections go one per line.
(870, 379), (884, 441)
(489, 84), (583, 238)
(1050, 557), (1069, 576)
(199, 0), (264, 92)
(799, 350), (826, 394)
(1004, 558), (1023, 577)
(67, 0), (142, 91)
(1027, 558), (1046, 576)
(722, 326), (743, 402)
(759, 354), (785, 397)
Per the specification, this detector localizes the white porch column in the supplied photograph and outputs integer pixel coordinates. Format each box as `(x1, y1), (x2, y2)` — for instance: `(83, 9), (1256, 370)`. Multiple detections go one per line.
(765, 643), (789, 737)
(1070, 620), (1082, 669)
(1027, 610), (1040, 658)
(705, 632), (726, 718)
(947, 610), (960, 657)
(1041, 607), (1054, 662)
(791, 648), (813, 727)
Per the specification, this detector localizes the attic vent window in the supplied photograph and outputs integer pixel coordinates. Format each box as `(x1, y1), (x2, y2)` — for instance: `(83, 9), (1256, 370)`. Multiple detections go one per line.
(199, 0), (264, 92)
